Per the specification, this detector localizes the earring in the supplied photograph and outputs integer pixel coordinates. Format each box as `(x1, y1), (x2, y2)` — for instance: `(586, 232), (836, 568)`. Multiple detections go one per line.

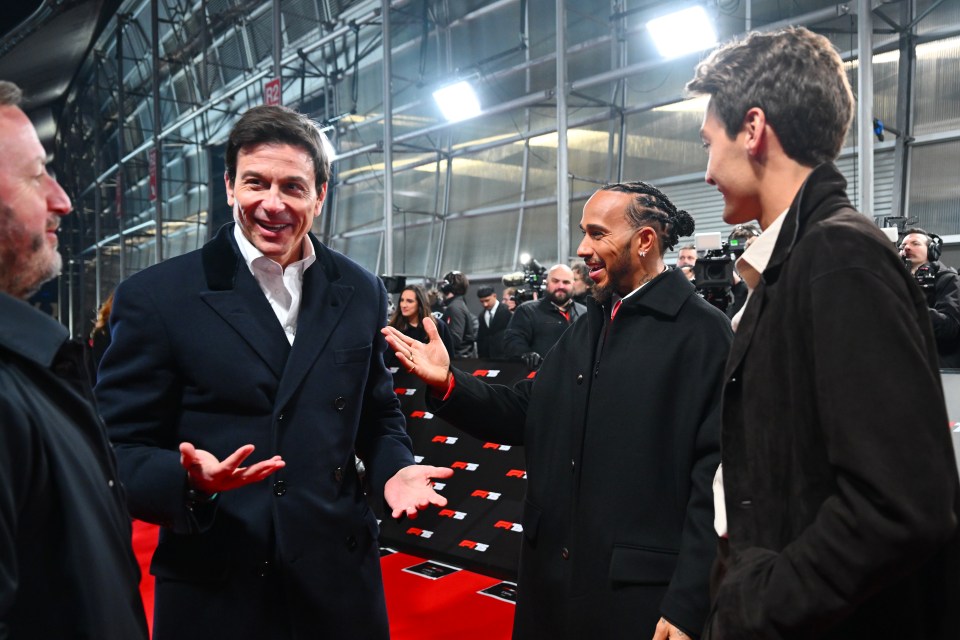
(640, 251), (647, 258)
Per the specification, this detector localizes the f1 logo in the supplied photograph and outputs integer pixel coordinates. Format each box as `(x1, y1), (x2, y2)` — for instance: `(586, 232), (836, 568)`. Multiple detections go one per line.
(431, 435), (459, 444)
(471, 490), (501, 501)
(506, 469), (527, 478)
(451, 461), (479, 471)
(494, 520), (523, 532)
(409, 410), (434, 419)
(438, 509), (467, 520)
(395, 388), (417, 396)
(482, 442), (511, 451)
(459, 539), (489, 552)
(471, 369), (501, 378)
(406, 527), (434, 539)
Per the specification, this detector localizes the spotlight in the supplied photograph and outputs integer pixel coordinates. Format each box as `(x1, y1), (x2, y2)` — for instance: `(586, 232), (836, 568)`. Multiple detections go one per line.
(432, 81), (482, 122)
(647, 5), (717, 59)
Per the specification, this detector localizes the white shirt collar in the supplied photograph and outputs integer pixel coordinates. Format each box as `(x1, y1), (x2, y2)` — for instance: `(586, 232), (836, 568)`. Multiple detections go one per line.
(233, 223), (316, 273)
(730, 209), (788, 331)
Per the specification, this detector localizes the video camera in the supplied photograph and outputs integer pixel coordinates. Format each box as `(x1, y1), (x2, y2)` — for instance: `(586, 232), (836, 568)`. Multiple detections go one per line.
(502, 255), (547, 304)
(692, 231), (752, 313)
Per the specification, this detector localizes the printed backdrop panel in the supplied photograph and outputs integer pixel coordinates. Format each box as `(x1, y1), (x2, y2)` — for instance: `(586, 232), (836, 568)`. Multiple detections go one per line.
(374, 359), (534, 580)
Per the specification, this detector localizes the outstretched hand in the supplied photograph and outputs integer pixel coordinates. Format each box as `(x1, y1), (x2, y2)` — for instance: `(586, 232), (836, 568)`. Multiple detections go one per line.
(381, 316), (451, 392)
(384, 464), (455, 519)
(179, 442), (285, 495)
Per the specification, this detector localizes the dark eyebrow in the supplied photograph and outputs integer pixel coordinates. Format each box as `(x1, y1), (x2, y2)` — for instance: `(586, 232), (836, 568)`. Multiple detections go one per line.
(239, 169), (308, 185)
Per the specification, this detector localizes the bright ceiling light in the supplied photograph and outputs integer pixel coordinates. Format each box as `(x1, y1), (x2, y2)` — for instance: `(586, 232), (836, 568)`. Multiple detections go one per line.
(647, 5), (717, 59)
(433, 81), (482, 122)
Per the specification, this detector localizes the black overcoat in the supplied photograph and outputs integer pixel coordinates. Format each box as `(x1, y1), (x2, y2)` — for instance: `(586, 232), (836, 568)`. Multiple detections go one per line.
(709, 163), (960, 639)
(477, 302), (512, 358)
(96, 223), (414, 640)
(0, 293), (148, 639)
(434, 268), (732, 638)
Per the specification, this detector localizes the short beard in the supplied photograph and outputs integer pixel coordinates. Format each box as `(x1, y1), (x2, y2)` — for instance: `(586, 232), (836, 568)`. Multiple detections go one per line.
(547, 289), (569, 306)
(0, 209), (62, 300)
(592, 283), (613, 305)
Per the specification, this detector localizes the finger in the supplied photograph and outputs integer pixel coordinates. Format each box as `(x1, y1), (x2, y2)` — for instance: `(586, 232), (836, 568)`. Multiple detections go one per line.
(240, 458), (286, 480)
(422, 316), (441, 342)
(429, 492), (448, 508)
(179, 442), (200, 467)
(425, 465), (455, 479)
(221, 444), (257, 470)
(382, 333), (410, 357)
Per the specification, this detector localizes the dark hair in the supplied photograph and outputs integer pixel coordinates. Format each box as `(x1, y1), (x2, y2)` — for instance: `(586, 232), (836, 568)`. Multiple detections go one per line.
(0, 80), (23, 107)
(686, 27), (853, 167)
(728, 223), (761, 243)
(570, 262), (590, 280)
(388, 285), (430, 331)
(442, 271), (469, 296)
(902, 228), (936, 260)
(476, 285), (496, 298)
(600, 181), (695, 253)
(225, 105), (330, 193)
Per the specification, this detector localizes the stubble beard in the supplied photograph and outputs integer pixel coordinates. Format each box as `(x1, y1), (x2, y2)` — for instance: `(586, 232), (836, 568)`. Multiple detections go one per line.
(0, 205), (62, 299)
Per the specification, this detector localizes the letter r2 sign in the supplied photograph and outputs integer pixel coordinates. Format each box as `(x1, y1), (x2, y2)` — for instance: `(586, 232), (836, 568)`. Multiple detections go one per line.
(264, 78), (282, 106)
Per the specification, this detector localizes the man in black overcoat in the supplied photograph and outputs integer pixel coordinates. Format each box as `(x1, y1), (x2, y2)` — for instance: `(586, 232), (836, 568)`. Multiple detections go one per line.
(96, 105), (451, 640)
(385, 182), (732, 640)
(687, 27), (960, 638)
(0, 80), (148, 639)
(476, 285), (512, 358)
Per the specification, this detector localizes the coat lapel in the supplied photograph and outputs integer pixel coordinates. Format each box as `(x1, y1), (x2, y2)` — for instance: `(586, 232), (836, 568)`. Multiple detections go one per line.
(199, 224), (291, 379)
(275, 238), (354, 410)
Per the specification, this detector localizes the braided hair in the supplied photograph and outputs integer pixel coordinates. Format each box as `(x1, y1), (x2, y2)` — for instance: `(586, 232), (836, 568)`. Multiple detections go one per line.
(601, 181), (695, 253)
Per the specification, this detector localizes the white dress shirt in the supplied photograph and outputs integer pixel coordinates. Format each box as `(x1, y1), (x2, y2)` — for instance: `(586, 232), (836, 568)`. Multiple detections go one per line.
(234, 224), (316, 346)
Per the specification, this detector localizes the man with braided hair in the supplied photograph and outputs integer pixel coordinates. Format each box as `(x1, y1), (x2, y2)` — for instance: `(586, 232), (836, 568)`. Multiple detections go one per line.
(383, 182), (732, 640)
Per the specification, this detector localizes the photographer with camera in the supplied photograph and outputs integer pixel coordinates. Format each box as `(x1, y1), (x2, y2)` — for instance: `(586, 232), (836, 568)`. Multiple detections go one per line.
(900, 228), (960, 367)
(503, 264), (586, 369)
(440, 270), (478, 358)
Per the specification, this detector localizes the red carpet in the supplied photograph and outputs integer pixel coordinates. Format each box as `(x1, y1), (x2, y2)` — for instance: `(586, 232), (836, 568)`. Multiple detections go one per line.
(131, 521), (514, 639)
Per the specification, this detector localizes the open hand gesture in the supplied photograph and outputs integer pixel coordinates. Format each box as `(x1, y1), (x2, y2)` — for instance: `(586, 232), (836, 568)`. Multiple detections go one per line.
(179, 442), (285, 495)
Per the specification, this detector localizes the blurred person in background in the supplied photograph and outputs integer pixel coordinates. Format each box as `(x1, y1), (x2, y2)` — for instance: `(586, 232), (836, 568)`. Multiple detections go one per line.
(385, 284), (452, 367)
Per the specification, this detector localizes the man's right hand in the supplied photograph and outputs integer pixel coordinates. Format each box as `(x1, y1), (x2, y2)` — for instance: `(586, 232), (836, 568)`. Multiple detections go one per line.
(179, 442), (285, 495)
(382, 316), (451, 393)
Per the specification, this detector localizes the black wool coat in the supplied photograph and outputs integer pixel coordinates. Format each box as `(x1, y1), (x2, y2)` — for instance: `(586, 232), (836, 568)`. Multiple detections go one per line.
(96, 224), (414, 640)
(709, 163), (960, 639)
(0, 293), (148, 639)
(434, 268), (732, 639)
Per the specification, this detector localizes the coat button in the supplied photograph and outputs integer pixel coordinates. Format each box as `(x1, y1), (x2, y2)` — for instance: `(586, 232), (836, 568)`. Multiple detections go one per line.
(334, 397), (347, 411)
(576, 374), (583, 384)
(334, 467), (344, 483)
(273, 480), (287, 496)
(277, 412), (285, 422)
(570, 459), (576, 471)
(561, 547), (570, 560)
(346, 535), (357, 550)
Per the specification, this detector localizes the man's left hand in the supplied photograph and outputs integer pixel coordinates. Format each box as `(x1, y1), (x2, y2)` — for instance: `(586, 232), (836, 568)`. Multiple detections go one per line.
(384, 464), (455, 519)
(653, 617), (687, 640)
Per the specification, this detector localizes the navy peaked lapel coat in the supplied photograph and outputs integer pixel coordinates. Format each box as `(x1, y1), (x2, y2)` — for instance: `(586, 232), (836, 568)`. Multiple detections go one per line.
(96, 223), (414, 640)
